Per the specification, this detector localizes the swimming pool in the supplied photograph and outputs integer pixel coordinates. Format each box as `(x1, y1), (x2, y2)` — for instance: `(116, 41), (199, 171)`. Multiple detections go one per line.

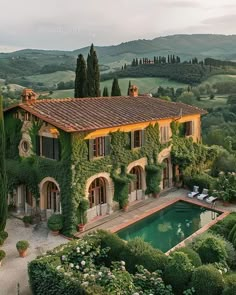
(117, 200), (221, 252)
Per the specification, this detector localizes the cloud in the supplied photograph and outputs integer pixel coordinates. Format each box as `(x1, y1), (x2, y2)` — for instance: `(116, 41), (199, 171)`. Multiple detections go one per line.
(160, 0), (201, 8)
(202, 14), (236, 25)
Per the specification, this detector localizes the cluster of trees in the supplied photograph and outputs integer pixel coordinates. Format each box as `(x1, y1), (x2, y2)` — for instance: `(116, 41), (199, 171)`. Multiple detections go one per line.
(74, 44), (100, 98)
(104, 63), (213, 84)
(205, 57), (236, 67)
(57, 80), (74, 90)
(213, 81), (236, 94)
(131, 55), (181, 66)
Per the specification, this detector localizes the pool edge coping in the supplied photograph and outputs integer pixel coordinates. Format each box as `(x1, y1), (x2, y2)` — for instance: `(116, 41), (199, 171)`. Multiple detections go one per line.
(109, 196), (230, 254)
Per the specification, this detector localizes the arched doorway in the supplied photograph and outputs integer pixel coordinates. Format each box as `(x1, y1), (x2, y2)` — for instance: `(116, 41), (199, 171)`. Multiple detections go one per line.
(163, 158), (170, 189)
(88, 177), (107, 215)
(46, 182), (60, 212)
(129, 166), (144, 202)
(40, 178), (61, 219)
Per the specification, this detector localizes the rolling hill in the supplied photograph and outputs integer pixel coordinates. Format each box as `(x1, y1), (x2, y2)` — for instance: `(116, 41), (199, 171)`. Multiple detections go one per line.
(1, 34), (236, 80)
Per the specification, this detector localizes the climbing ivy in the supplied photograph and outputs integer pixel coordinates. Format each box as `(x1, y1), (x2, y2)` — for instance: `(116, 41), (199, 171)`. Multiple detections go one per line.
(170, 122), (218, 177)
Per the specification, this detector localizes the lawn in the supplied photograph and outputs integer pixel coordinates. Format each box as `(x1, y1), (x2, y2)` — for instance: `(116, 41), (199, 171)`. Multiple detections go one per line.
(26, 71), (75, 88)
(201, 74), (236, 86)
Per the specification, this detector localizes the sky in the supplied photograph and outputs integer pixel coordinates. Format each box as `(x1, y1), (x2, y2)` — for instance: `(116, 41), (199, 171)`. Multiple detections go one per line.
(0, 0), (236, 52)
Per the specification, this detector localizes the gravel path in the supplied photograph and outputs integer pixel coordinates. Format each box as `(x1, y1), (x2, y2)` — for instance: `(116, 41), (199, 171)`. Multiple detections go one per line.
(0, 217), (67, 295)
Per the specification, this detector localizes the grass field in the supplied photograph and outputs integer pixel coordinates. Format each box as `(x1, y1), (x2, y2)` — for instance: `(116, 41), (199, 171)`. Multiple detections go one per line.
(43, 77), (187, 98)
(26, 71), (75, 87)
(194, 95), (228, 109)
(202, 74), (236, 86)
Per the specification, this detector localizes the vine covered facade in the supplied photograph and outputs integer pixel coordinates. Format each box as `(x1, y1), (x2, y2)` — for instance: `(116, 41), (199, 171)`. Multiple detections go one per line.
(4, 87), (206, 235)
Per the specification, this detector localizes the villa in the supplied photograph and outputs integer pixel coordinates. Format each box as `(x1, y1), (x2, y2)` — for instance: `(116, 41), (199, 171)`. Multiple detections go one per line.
(4, 85), (206, 233)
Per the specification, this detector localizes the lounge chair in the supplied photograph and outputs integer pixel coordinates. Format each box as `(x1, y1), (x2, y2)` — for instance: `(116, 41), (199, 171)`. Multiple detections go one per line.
(187, 186), (199, 198)
(197, 189), (209, 200)
(206, 196), (218, 204)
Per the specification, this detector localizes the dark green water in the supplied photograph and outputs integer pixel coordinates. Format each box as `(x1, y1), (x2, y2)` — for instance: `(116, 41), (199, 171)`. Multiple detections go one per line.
(117, 201), (221, 252)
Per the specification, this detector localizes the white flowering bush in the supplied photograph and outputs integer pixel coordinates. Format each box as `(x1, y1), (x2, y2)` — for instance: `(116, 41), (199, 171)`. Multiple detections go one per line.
(29, 233), (173, 295)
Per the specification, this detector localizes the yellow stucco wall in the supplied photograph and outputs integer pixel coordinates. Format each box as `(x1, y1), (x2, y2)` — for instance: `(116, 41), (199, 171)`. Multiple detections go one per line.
(84, 114), (201, 142)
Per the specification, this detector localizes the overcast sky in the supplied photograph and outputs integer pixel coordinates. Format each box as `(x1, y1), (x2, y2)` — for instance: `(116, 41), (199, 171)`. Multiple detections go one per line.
(0, 0), (236, 52)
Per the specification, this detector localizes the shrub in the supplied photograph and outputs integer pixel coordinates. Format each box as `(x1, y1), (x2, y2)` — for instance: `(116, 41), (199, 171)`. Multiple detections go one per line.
(134, 265), (173, 295)
(164, 252), (193, 295)
(191, 233), (228, 264)
(211, 213), (236, 239)
(123, 237), (168, 273)
(0, 237), (4, 246)
(184, 173), (214, 192)
(0, 249), (6, 261)
(223, 285), (236, 295)
(174, 247), (202, 267)
(47, 214), (63, 231)
(16, 240), (29, 251)
(225, 240), (236, 269)
(0, 231), (8, 241)
(191, 265), (224, 295)
(96, 230), (126, 265)
(22, 215), (33, 224)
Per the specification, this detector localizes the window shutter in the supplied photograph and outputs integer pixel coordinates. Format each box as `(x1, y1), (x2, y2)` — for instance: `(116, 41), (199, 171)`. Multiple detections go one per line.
(141, 129), (146, 146)
(104, 136), (110, 156)
(54, 138), (60, 161)
(36, 135), (40, 156)
(130, 132), (134, 149)
(88, 139), (94, 160)
(191, 121), (195, 136)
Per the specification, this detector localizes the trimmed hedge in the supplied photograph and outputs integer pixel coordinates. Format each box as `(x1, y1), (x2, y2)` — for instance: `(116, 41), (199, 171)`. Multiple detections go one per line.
(121, 237), (168, 273)
(191, 265), (225, 295)
(191, 233), (228, 264)
(164, 252), (193, 295)
(174, 247), (202, 267)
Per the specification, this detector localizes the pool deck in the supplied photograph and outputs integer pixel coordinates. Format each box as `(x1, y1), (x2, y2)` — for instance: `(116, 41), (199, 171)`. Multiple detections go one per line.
(75, 188), (232, 242)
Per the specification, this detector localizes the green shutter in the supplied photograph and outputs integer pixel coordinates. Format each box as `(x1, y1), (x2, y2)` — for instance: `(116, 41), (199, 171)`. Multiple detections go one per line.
(104, 136), (110, 156)
(130, 132), (134, 149)
(141, 129), (146, 146)
(88, 139), (94, 160)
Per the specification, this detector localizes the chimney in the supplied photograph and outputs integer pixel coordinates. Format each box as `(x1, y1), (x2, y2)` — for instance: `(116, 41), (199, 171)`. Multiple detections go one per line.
(21, 89), (38, 103)
(129, 85), (138, 97)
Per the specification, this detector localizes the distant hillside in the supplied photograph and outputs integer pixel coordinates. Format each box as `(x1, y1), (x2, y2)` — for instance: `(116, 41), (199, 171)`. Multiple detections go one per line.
(1, 34), (236, 85)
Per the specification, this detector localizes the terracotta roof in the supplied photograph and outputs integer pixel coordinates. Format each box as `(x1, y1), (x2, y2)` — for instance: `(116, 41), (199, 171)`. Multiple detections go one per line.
(4, 96), (207, 132)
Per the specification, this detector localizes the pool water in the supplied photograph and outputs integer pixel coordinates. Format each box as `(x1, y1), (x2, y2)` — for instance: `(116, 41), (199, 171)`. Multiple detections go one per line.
(117, 201), (221, 252)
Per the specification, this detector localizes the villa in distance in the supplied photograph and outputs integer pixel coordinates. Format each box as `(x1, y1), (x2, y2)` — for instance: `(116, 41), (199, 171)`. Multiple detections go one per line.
(3, 85), (206, 234)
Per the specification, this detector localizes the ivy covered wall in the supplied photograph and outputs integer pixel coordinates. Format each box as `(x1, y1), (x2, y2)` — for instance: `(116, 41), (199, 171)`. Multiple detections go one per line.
(4, 112), (169, 235)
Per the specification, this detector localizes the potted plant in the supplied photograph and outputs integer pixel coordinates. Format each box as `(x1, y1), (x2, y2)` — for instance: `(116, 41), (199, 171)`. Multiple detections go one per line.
(16, 240), (29, 257)
(47, 214), (63, 235)
(0, 231), (8, 246)
(22, 215), (33, 227)
(0, 250), (6, 266)
(77, 199), (89, 232)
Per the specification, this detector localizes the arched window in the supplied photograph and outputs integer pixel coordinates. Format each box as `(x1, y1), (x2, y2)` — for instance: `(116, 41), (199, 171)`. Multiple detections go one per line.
(88, 178), (107, 208)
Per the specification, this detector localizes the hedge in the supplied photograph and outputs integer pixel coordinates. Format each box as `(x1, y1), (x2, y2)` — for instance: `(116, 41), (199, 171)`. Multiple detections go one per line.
(191, 265), (225, 295)
(211, 213), (236, 239)
(174, 247), (202, 267)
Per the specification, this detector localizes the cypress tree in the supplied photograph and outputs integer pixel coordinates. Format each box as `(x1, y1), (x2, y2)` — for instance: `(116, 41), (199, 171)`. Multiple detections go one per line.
(87, 44), (100, 97)
(74, 54), (87, 98)
(103, 87), (109, 97)
(111, 78), (121, 96)
(127, 80), (131, 95)
(0, 95), (7, 231)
